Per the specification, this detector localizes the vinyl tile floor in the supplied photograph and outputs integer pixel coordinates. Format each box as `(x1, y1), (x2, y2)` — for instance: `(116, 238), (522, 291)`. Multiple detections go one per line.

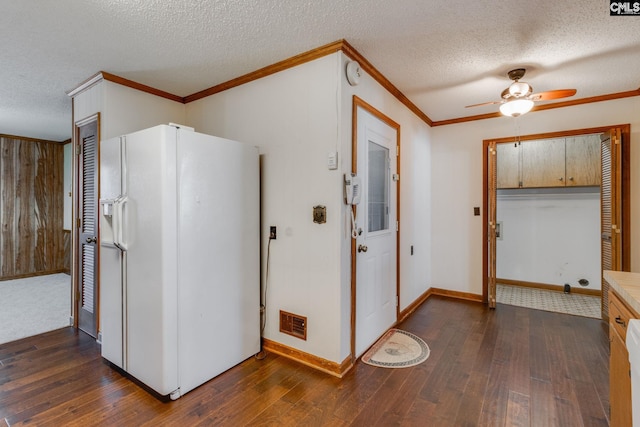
(496, 284), (601, 319)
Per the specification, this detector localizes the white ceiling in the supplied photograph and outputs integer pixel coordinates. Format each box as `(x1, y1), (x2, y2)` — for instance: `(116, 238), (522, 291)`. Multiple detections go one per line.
(2, 0), (640, 141)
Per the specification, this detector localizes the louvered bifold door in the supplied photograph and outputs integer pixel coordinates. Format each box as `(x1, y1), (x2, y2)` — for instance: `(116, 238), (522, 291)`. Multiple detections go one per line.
(78, 119), (99, 337)
(488, 142), (498, 308)
(601, 128), (622, 321)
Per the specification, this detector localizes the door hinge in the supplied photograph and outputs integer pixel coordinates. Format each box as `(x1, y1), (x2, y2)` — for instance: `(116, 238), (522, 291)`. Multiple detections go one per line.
(396, 146), (400, 156)
(393, 173), (400, 182)
(396, 296), (399, 307)
(76, 144), (82, 155)
(396, 221), (399, 232)
(77, 218), (81, 228)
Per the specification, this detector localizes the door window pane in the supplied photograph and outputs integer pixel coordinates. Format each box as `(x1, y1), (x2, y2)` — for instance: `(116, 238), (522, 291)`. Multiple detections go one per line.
(368, 141), (389, 232)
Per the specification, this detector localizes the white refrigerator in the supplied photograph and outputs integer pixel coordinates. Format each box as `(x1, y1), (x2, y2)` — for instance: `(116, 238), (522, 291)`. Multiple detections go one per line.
(99, 124), (260, 400)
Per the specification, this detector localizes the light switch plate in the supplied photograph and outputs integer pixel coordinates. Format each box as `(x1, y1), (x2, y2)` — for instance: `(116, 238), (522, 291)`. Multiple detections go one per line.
(327, 151), (338, 170)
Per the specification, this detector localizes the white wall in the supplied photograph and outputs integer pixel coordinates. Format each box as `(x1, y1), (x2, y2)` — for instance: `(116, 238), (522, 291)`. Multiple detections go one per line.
(496, 190), (601, 290)
(102, 81), (186, 139)
(431, 96), (640, 296)
(187, 54), (345, 363)
(72, 79), (186, 139)
(186, 52), (433, 364)
(73, 82), (103, 124)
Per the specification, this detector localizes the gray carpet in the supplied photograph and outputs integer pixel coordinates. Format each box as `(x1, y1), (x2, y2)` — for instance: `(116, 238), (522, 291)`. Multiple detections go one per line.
(0, 273), (71, 345)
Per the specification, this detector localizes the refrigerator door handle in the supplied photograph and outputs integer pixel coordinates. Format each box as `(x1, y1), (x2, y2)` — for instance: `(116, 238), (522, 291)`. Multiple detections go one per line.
(113, 196), (128, 251)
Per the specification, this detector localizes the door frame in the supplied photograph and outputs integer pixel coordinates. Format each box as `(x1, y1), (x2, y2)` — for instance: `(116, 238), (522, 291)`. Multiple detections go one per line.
(350, 96), (401, 360)
(482, 124), (631, 307)
(72, 113), (101, 333)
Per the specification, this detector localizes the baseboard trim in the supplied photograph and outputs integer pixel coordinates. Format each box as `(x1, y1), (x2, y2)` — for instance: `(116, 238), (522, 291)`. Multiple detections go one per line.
(262, 338), (353, 378)
(497, 278), (602, 296)
(399, 288), (433, 322)
(263, 287), (483, 377)
(429, 287), (484, 302)
(399, 287), (484, 322)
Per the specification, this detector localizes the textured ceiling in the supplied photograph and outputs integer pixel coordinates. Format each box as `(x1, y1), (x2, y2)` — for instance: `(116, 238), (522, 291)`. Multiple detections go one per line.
(1, 0), (640, 141)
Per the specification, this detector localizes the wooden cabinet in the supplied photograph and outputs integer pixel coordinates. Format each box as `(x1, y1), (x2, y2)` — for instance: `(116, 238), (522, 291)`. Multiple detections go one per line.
(609, 290), (634, 427)
(496, 143), (520, 189)
(521, 138), (566, 187)
(566, 135), (601, 186)
(496, 135), (601, 189)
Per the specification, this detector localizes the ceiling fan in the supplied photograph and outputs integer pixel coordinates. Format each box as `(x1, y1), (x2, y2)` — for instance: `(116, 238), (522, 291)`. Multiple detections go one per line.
(466, 68), (577, 117)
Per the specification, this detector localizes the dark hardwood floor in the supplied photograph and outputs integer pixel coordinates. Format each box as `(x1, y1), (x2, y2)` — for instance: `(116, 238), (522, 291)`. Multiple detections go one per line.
(0, 296), (610, 426)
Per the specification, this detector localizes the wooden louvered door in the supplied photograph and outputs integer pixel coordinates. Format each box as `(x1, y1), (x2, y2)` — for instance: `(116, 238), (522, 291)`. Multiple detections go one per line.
(77, 118), (99, 337)
(487, 142), (498, 308)
(601, 128), (622, 322)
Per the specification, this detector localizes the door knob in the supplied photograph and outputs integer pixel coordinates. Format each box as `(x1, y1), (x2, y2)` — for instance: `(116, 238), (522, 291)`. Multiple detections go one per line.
(358, 244), (368, 253)
(86, 236), (97, 244)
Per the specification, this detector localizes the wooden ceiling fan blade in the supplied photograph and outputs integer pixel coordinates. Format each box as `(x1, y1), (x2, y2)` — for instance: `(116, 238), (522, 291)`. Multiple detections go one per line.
(530, 89), (577, 101)
(465, 100), (502, 108)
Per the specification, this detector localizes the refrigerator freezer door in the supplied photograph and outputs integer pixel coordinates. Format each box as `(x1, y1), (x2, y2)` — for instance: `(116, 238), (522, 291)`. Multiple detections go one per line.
(99, 136), (124, 368)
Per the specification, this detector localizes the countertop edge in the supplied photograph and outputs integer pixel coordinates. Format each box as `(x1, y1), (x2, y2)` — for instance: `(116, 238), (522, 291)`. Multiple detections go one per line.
(605, 270), (640, 316)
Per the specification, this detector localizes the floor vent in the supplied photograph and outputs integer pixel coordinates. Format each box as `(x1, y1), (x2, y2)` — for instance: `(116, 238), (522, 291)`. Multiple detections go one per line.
(279, 310), (307, 340)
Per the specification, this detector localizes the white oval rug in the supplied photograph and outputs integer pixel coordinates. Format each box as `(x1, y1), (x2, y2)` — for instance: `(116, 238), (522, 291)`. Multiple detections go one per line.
(361, 329), (430, 368)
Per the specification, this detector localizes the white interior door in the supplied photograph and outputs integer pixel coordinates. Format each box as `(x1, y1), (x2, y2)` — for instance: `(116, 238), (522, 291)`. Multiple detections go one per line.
(355, 106), (398, 357)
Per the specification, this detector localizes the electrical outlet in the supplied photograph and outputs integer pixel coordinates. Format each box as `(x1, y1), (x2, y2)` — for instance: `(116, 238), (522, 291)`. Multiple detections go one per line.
(270, 226), (277, 240)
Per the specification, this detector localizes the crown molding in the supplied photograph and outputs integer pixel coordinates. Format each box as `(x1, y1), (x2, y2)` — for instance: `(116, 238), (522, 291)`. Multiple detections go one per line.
(183, 40), (346, 103)
(432, 88), (640, 126)
(340, 40), (433, 126)
(101, 72), (184, 103)
(66, 71), (104, 98)
(68, 42), (640, 128)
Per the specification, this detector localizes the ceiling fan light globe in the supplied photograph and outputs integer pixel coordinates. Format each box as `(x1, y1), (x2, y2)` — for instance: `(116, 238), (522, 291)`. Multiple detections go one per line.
(500, 99), (534, 117)
(508, 81), (532, 97)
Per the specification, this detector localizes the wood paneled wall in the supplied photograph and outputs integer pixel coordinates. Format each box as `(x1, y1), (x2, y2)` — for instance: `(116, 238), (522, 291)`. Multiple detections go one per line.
(0, 135), (66, 280)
